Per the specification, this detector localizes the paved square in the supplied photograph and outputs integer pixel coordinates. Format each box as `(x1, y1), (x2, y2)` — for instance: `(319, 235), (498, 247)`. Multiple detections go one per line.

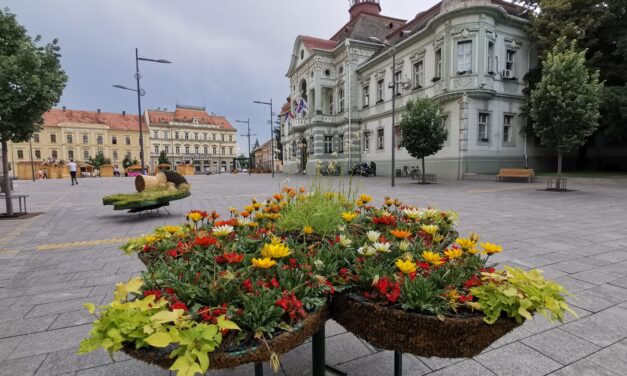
(1, 175), (626, 375)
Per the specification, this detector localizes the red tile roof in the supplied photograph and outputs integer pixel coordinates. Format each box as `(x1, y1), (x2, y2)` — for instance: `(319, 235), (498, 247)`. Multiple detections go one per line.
(146, 107), (235, 131)
(300, 36), (338, 51)
(43, 108), (145, 131)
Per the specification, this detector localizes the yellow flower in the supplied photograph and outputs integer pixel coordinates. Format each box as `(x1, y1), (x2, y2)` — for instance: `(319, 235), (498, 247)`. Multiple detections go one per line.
(469, 232), (480, 243)
(390, 229), (412, 239)
(359, 194), (373, 204)
(432, 234), (444, 244)
(481, 242), (503, 255)
(252, 257), (276, 269)
(160, 225), (181, 234)
(212, 225), (234, 237)
(444, 248), (463, 259)
(398, 240), (411, 252)
(261, 243), (291, 258)
(467, 247), (480, 255)
(366, 230), (380, 243)
(187, 212), (203, 223)
(244, 205), (255, 213)
(355, 199), (364, 208)
(420, 224), (439, 235)
(303, 226), (314, 235)
(338, 234), (352, 247)
(341, 211), (358, 222)
(144, 235), (157, 244)
(248, 222), (259, 228)
(401, 207), (421, 220)
(421, 251), (444, 266)
(395, 259), (417, 274)
(228, 207), (238, 214)
(455, 238), (476, 251)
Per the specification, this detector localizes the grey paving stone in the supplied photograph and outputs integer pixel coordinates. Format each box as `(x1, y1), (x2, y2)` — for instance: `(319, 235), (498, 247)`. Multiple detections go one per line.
(326, 332), (374, 366)
(561, 312), (627, 347)
(552, 260), (594, 274)
(475, 342), (562, 376)
(570, 269), (620, 285)
(416, 356), (463, 371)
(489, 326), (534, 349)
(0, 315), (57, 339)
(74, 359), (170, 375)
(586, 342), (627, 374)
(34, 348), (120, 376)
(49, 309), (95, 330)
(549, 359), (620, 376)
(336, 351), (431, 376)
(554, 276), (596, 293)
(26, 287), (94, 305)
(427, 359), (496, 376)
(0, 354), (46, 376)
(0, 337), (23, 361)
(25, 295), (104, 319)
(325, 319), (347, 337)
(521, 328), (601, 365)
(593, 251), (627, 263)
(7, 324), (91, 359)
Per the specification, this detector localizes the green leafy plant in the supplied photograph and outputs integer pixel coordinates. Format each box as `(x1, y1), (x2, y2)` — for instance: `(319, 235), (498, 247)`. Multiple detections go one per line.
(103, 185), (191, 210)
(276, 192), (346, 236)
(470, 266), (577, 324)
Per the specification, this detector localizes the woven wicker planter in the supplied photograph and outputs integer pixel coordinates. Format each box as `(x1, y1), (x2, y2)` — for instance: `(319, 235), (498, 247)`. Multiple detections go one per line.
(122, 304), (329, 370)
(330, 293), (521, 358)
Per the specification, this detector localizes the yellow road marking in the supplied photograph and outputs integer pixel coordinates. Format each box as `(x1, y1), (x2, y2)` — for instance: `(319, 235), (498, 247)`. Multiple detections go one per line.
(0, 249), (18, 254)
(466, 185), (538, 194)
(36, 237), (133, 251)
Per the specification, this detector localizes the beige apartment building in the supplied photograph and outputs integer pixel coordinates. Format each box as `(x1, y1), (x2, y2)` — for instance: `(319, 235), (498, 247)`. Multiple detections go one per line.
(6, 107), (145, 179)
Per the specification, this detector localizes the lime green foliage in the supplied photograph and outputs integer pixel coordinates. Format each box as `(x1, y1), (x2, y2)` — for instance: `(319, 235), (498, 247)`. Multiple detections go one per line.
(79, 277), (240, 376)
(103, 184), (191, 210)
(470, 267), (577, 324)
(276, 191), (348, 236)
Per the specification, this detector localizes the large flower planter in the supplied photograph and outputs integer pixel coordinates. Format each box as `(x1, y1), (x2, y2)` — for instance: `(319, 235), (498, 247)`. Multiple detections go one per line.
(330, 293), (521, 358)
(123, 305), (329, 370)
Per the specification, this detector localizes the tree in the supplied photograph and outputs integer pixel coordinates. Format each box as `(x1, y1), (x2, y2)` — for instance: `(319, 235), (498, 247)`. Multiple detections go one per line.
(158, 150), (170, 165)
(0, 9), (67, 215)
(87, 152), (111, 169)
(122, 156), (133, 169)
(399, 98), (447, 183)
(273, 125), (283, 162)
(530, 40), (602, 185)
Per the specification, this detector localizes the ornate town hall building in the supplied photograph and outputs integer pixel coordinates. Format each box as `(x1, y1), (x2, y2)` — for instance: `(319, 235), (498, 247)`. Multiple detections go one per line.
(283, 0), (550, 178)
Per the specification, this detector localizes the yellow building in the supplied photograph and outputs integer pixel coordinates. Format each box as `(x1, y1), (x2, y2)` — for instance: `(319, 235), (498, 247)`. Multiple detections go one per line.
(6, 107), (145, 179)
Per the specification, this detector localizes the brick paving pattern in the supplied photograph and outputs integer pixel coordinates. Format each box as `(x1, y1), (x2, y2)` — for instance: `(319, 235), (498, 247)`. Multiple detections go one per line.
(0, 174), (626, 375)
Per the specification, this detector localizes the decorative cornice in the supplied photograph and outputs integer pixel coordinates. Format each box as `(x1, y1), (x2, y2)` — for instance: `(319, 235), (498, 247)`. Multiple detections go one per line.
(409, 49), (427, 63)
(504, 38), (522, 50)
(451, 27), (479, 40)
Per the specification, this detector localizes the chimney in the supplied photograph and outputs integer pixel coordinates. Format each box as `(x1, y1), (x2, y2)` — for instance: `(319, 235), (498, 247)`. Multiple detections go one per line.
(122, 111), (126, 116)
(97, 109), (101, 114)
(62, 106), (66, 111)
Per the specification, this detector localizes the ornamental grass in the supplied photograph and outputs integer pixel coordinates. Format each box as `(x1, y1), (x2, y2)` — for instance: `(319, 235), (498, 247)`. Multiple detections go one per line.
(81, 185), (575, 375)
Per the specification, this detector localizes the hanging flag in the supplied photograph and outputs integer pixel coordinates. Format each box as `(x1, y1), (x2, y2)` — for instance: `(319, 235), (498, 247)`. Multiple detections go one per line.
(296, 99), (308, 114)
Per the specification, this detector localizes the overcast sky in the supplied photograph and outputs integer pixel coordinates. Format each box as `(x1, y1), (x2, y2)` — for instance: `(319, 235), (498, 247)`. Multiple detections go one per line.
(4, 0), (441, 153)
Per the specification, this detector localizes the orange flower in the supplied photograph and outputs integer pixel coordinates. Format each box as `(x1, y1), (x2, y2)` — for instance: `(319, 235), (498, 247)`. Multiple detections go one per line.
(390, 229), (412, 239)
(240, 211), (250, 218)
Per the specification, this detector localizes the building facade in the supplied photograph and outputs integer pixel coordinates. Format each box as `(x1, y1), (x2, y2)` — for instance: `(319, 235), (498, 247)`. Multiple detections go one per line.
(5, 108), (144, 178)
(283, 0), (551, 179)
(253, 139), (283, 173)
(145, 105), (237, 174)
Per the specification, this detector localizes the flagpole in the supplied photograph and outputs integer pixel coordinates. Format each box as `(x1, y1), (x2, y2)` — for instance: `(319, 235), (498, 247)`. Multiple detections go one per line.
(346, 39), (352, 174)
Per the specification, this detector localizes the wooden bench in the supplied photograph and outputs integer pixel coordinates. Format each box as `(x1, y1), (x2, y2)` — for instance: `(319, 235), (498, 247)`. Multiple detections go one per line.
(497, 169), (534, 183)
(0, 193), (28, 214)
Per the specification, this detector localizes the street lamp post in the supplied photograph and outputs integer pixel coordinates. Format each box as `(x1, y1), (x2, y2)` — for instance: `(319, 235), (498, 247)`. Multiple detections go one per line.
(236, 119), (256, 175)
(368, 37), (400, 187)
(253, 99), (274, 178)
(113, 48), (170, 174)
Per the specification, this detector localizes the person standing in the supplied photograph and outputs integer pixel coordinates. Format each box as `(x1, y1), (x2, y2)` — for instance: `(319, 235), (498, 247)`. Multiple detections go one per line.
(68, 159), (78, 185)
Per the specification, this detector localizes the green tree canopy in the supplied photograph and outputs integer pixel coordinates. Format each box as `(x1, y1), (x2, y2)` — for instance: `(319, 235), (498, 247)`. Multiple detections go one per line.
(399, 97), (447, 183)
(0, 8), (67, 214)
(158, 150), (170, 165)
(530, 40), (602, 179)
(88, 152), (111, 169)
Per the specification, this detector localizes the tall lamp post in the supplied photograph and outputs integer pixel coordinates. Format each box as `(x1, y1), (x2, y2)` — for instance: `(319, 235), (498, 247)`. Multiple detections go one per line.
(368, 37), (399, 187)
(253, 99), (275, 178)
(235, 119), (256, 175)
(113, 48), (170, 174)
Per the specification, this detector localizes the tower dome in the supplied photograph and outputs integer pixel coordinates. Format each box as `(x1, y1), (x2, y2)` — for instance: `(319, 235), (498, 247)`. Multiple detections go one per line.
(349, 0), (381, 20)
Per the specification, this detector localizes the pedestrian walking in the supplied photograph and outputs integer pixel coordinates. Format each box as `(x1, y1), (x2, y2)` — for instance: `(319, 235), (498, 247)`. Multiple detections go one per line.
(68, 159), (78, 185)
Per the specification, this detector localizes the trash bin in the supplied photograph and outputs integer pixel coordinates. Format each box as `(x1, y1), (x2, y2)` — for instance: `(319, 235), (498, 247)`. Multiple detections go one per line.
(395, 169), (402, 177)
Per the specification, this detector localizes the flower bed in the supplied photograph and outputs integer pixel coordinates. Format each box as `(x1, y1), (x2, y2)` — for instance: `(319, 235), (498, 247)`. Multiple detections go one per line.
(80, 186), (575, 375)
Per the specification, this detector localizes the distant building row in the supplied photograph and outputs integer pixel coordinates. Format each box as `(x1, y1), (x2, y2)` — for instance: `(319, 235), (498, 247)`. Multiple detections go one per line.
(5, 105), (237, 178)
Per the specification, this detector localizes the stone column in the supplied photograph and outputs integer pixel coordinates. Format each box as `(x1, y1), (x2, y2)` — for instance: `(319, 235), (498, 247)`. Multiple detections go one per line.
(458, 92), (469, 179)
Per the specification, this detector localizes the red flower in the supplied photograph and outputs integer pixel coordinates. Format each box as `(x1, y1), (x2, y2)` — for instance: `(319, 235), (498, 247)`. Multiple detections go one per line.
(275, 291), (306, 321)
(167, 249), (179, 258)
(373, 276), (401, 304)
(458, 294), (474, 303)
(288, 258), (298, 269)
(215, 218), (238, 227)
(481, 267), (496, 274)
(372, 215), (397, 226)
(170, 301), (189, 312)
(222, 252), (245, 264)
(209, 210), (220, 220)
(243, 279), (253, 293)
(464, 275), (483, 288)
(195, 235), (218, 247)
(143, 289), (162, 300)
(269, 278), (280, 289)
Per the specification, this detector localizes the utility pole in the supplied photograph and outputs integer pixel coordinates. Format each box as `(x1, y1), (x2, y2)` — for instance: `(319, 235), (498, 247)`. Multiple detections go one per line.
(236, 119), (256, 175)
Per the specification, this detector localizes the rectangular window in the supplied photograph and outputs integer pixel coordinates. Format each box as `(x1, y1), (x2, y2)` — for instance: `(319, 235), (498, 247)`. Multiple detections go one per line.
(478, 113), (490, 143)
(67, 150), (74, 160)
(309, 136), (314, 154)
(377, 128), (384, 150)
(84, 150), (90, 160)
(194, 133), (199, 140)
(50, 134), (57, 143)
(435, 49), (442, 78)
(503, 115), (514, 143)
(413, 61), (424, 88)
(204, 133), (208, 140)
(221, 134), (225, 141)
(229, 135), (233, 142)
(125, 136), (131, 145)
(17, 150), (24, 159)
(204, 146), (208, 154)
(213, 134), (216, 140)
(33, 134), (40, 143)
(125, 150), (131, 158)
(164, 132), (169, 140)
(164, 146), (169, 154)
(229, 147), (233, 155)
(154, 145), (159, 154)
(66, 134), (73, 144)
(212, 146), (216, 154)
(338, 88), (345, 113)
(505, 50), (516, 78)
(176, 146), (180, 154)
(112, 136), (117, 144)
(154, 131), (159, 139)
(51, 150), (58, 159)
(185, 132), (189, 140)
(338, 135), (344, 154)
(363, 86), (370, 107)
(83, 134), (88, 144)
(112, 150), (118, 160)
(457, 41), (472, 73)
(394, 71), (402, 95)
(377, 80), (384, 102)
(363, 132), (370, 152)
(97, 135), (103, 145)
(221, 147), (225, 155)
(324, 136), (333, 154)
(35, 150), (41, 159)
(185, 146), (190, 154)
(195, 146), (199, 154)
(175, 132), (179, 140)
(487, 41), (495, 74)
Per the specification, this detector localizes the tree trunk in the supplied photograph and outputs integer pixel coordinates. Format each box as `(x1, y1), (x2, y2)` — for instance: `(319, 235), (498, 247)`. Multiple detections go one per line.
(1, 140), (14, 215)
(556, 150), (563, 190)
(135, 173), (167, 192)
(421, 157), (426, 184)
